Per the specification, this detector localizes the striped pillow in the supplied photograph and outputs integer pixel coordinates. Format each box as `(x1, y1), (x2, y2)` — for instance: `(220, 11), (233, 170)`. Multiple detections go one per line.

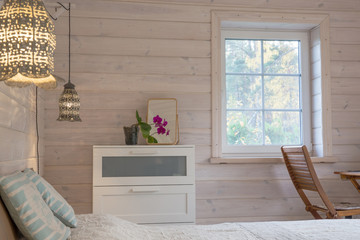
(0, 171), (70, 240)
(24, 168), (77, 228)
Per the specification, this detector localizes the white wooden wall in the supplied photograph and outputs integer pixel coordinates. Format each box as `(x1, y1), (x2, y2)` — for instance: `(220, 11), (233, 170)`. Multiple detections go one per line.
(42, 0), (360, 223)
(0, 84), (44, 176)
(310, 27), (324, 157)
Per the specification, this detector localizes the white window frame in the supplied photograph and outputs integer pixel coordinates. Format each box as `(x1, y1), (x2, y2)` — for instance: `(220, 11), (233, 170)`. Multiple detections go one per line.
(211, 11), (333, 162)
(220, 30), (311, 157)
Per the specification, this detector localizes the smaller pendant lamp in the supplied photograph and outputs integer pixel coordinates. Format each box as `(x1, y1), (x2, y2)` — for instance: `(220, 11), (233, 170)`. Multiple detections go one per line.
(0, 0), (57, 89)
(57, 3), (81, 122)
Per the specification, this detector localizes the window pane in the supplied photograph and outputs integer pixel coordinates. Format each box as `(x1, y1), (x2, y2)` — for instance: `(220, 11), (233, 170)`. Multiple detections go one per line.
(264, 111), (301, 145)
(264, 76), (300, 109)
(226, 75), (262, 109)
(227, 111), (262, 145)
(263, 40), (299, 74)
(225, 39), (261, 73)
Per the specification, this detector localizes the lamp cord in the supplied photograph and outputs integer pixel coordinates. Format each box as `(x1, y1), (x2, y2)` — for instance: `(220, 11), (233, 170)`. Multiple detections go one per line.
(36, 87), (40, 175)
(68, 3), (71, 84)
(55, 2), (71, 84)
(36, 3), (72, 172)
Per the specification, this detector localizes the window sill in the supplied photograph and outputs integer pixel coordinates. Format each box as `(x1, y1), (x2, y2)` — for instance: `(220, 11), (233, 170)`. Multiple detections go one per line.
(210, 156), (337, 164)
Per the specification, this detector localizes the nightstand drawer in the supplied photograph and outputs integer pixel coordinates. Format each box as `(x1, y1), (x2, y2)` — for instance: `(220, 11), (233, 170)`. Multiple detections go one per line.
(93, 145), (195, 186)
(93, 185), (195, 224)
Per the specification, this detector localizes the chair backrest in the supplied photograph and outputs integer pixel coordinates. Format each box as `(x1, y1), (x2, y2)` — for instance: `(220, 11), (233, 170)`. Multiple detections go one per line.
(281, 145), (337, 218)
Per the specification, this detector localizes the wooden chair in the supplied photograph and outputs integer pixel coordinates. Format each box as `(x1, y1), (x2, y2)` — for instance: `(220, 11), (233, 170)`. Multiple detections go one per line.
(281, 145), (360, 219)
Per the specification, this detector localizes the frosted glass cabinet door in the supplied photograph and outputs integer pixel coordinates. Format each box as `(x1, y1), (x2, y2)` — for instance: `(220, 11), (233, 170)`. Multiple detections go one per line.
(102, 156), (186, 177)
(93, 145), (195, 186)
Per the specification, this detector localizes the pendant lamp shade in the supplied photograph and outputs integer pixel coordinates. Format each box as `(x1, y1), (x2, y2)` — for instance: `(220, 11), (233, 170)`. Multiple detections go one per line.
(57, 82), (81, 122)
(0, 0), (57, 89)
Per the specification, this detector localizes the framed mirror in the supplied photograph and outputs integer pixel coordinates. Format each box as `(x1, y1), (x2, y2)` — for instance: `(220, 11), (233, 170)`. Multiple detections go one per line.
(147, 98), (178, 144)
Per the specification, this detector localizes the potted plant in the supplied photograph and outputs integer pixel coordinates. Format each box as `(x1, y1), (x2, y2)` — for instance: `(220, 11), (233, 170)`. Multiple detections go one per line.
(123, 110), (170, 145)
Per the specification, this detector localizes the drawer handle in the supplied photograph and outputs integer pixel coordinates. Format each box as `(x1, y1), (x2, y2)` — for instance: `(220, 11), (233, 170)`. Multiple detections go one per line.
(129, 151), (158, 155)
(131, 187), (160, 193)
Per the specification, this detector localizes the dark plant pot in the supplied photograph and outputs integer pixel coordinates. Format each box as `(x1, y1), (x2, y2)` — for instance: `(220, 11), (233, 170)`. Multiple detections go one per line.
(123, 124), (139, 145)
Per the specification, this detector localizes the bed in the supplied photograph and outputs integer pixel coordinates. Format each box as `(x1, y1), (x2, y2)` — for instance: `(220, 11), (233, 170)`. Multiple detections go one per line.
(2, 169), (360, 240)
(70, 214), (360, 240)
(3, 197), (360, 240)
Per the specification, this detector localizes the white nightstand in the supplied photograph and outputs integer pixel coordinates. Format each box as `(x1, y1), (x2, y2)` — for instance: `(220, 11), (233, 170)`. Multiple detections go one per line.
(92, 145), (195, 224)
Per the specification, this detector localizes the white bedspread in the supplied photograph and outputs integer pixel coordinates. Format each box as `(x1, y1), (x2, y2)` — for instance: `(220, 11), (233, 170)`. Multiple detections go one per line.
(70, 214), (360, 240)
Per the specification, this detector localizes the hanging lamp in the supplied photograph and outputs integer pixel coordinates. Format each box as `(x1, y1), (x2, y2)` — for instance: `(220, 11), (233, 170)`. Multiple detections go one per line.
(0, 0), (58, 89)
(57, 3), (81, 122)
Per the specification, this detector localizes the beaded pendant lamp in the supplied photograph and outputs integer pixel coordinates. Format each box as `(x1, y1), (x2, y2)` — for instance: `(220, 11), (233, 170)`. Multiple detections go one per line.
(0, 0), (57, 89)
(57, 3), (81, 122)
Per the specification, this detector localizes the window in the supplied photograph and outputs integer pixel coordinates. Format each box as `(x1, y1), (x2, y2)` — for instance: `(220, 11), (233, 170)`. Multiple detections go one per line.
(220, 30), (311, 157)
(211, 11), (332, 161)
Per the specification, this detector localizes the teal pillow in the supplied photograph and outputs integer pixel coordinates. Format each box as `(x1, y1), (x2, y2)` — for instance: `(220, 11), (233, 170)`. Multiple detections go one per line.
(24, 168), (77, 228)
(0, 171), (70, 240)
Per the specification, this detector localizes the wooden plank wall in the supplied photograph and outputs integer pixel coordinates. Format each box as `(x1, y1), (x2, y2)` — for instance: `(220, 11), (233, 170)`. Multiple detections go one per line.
(42, 0), (360, 223)
(0, 84), (44, 176)
(310, 27), (322, 157)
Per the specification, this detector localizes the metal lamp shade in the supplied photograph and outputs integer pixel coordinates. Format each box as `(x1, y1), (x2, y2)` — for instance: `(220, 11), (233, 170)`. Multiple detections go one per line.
(57, 82), (81, 122)
(0, 0), (57, 89)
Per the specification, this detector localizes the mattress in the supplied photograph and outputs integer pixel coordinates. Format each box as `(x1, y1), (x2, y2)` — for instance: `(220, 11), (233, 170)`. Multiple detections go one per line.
(70, 214), (360, 240)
